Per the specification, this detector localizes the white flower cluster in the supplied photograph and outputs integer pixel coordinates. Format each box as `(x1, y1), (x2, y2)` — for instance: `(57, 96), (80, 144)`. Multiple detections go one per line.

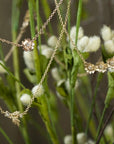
(70, 26), (101, 53)
(0, 60), (7, 74)
(101, 25), (114, 54)
(64, 133), (95, 144)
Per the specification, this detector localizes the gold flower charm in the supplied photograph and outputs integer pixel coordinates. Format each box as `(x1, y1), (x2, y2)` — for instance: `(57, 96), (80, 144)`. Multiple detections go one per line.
(5, 111), (21, 126)
(22, 39), (35, 51)
(84, 62), (96, 74)
(95, 61), (107, 73)
(107, 56), (114, 69)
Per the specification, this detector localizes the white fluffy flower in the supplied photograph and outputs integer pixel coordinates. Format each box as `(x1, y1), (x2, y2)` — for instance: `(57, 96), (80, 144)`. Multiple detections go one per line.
(23, 51), (35, 71)
(51, 67), (61, 81)
(104, 40), (114, 54)
(42, 48), (53, 59)
(64, 135), (72, 144)
(76, 133), (87, 144)
(70, 26), (84, 49)
(47, 35), (58, 47)
(104, 124), (114, 138)
(77, 36), (89, 52)
(20, 94), (31, 106)
(0, 61), (7, 74)
(101, 25), (112, 41)
(83, 36), (101, 52)
(32, 84), (44, 97)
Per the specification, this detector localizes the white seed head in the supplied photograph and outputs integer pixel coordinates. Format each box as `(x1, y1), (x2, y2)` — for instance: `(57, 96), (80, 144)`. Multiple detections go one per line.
(76, 133), (87, 144)
(23, 51), (35, 71)
(104, 40), (114, 54)
(0, 61), (7, 74)
(47, 35), (58, 47)
(104, 124), (113, 138)
(83, 36), (101, 52)
(51, 67), (61, 81)
(20, 94), (31, 106)
(42, 48), (53, 59)
(77, 36), (89, 52)
(70, 26), (84, 49)
(32, 84), (44, 97)
(64, 135), (72, 144)
(101, 25), (112, 41)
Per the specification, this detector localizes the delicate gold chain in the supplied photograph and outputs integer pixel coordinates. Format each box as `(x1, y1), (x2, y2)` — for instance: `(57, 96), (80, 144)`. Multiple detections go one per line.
(0, 0), (71, 126)
(0, 0), (114, 126)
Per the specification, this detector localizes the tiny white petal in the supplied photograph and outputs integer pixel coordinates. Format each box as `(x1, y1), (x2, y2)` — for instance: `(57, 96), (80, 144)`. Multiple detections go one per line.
(104, 40), (114, 54)
(20, 94), (31, 106)
(85, 140), (95, 144)
(32, 84), (44, 97)
(101, 25), (112, 41)
(77, 133), (87, 144)
(0, 61), (7, 74)
(83, 36), (101, 52)
(48, 35), (58, 47)
(64, 135), (72, 144)
(42, 48), (53, 59)
(56, 92), (65, 100)
(23, 51), (35, 70)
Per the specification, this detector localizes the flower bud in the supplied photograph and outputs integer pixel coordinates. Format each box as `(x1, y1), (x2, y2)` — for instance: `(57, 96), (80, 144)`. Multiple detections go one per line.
(70, 26), (84, 49)
(76, 133), (87, 144)
(23, 51), (35, 71)
(47, 35), (58, 47)
(101, 25), (112, 41)
(0, 61), (7, 74)
(77, 36), (89, 52)
(104, 124), (114, 139)
(104, 40), (114, 54)
(20, 94), (31, 106)
(38, 44), (49, 51)
(32, 84), (44, 97)
(42, 48), (53, 59)
(83, 36), (101, 52)
(51, 67), (61, 81)
(64, 135), (72, 144)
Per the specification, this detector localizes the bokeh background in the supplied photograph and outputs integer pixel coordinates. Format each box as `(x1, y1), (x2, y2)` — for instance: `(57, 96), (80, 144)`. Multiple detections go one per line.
(0, 0), (114, 143)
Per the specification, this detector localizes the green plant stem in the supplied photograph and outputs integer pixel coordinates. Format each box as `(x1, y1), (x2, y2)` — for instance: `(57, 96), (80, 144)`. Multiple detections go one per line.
(75, 0), (82, 44)
(85, 73), (103, 135)
(28, 0), (41, 83)
(45, 121), (59, 144)
(95, 105), (107, 141)
(0, 126), (13, 144)
(12, 1), (30, 143)
(70, 86), (77, 144)
(36, 0), (42, 52)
